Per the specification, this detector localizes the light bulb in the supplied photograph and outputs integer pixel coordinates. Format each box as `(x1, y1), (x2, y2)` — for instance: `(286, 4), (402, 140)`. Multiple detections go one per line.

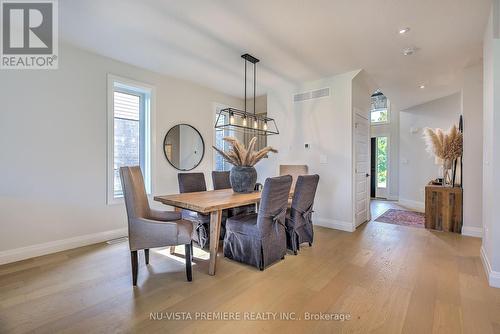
(242, 116), (247, 126)
(229, 112), (235, 125)
(263, 121), (268, 131)
(253, 119), (258, 129)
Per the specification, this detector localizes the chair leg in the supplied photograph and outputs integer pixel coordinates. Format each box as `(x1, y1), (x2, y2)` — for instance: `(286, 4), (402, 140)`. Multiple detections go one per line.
(130, 251), (138, 286)
(185, 243), (192, 282)
(309, 242), (312, 247)
(144, 249), (149, 265)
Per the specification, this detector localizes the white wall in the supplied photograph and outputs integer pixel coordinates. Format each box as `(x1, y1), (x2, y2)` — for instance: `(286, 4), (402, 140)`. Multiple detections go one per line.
(260, 70), (369, 231)
(371, 100), (400, 200)
(399, 93), (462, 209)
(461, 64), (484, 237)
(481, 1), (500, 288)
(0, 43), (243, 262)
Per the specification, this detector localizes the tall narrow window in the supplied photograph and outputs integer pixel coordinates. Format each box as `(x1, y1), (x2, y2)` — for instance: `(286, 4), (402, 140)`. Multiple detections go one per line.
(376, 137), (388, 189)
(107, 76), (154, 203)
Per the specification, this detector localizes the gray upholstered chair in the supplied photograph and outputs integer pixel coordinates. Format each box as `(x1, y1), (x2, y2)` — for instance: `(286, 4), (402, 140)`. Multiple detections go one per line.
(119, 166), (193, 286)
(211, 170), (232, 190)
(178, 172), (211, 249)
(224, 175), (292, 270)
(285, 174), (320, 254)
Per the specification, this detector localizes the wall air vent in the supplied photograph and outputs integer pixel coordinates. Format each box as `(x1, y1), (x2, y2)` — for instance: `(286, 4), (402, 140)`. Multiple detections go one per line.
(293, 87), (330, 102)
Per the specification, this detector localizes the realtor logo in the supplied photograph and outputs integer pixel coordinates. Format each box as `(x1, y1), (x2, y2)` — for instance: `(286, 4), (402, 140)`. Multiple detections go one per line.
(1, 0), (58, 69)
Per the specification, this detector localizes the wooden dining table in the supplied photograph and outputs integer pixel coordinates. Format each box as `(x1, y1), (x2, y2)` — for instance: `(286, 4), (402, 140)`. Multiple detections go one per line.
(154, 189), (263, 276)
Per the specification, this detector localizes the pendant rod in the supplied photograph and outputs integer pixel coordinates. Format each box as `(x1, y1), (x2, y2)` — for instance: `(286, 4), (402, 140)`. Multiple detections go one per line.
(253, 61), (256, 115)
(244, 59), (247, 113)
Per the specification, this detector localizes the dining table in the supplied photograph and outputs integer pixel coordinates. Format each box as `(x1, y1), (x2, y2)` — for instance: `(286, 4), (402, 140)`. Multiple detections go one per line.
(154, 189), (263, 276)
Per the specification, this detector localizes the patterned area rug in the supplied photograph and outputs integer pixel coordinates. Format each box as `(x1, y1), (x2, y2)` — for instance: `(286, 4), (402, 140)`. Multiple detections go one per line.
(374, 209), (425, 228)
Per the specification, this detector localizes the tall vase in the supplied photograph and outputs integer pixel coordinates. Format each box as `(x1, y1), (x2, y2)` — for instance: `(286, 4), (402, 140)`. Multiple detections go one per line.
(442, 159), (453, 187)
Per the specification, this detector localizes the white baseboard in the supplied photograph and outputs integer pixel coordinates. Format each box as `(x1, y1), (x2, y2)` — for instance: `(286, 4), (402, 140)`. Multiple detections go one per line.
(314, 218), (355, 232)
(0, 228), (128, 265)
(480, 246), (500, 288)
(461, 226), (483, 238)
(386, 195), (399, 201)
(398, 198), (425, 212)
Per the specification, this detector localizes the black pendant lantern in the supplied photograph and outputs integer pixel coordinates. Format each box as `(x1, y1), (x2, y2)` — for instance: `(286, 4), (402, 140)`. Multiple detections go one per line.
(215, 54), (279, 135)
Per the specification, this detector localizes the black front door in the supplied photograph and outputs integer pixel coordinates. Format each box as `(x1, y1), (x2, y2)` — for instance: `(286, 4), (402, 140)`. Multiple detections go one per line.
(370, 137), (376, 198)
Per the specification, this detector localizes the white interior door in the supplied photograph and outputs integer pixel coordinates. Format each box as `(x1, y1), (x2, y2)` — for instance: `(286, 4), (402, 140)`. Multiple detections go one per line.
(354, 113), (370, 227)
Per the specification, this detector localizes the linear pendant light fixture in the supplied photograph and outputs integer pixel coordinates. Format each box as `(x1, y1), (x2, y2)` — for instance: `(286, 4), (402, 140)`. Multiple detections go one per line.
(215, 53), (279, 135)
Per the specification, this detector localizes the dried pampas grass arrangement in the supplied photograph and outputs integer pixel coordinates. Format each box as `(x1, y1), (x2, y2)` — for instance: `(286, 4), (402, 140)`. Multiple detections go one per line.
(423, 125), (463, 162)
(213, 136), (277, 167)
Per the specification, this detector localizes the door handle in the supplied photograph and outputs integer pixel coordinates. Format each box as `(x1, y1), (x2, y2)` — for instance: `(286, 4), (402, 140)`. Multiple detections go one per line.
(366, 173), (370, 177)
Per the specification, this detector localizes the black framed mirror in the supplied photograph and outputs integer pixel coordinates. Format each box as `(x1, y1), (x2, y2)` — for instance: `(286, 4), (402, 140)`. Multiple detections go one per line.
(163, 124), (205, 171)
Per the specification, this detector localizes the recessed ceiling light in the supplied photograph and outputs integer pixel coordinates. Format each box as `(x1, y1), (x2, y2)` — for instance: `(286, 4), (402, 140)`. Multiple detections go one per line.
(402, 47), (416, 56)
(419, 84), (425, 89)
(399, 27), (410, 34)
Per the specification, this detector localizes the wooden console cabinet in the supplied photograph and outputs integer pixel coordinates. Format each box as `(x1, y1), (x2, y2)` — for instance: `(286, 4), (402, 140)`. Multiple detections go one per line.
(425, 184), (463, 233)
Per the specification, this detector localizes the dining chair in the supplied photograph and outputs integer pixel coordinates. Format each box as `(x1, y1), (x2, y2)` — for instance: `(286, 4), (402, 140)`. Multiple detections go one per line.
(285, 174), (320, 254)
(223, 175), (292, 270)
(211, 170), (232, 190)
(178, 172), (211, 249)
(120, 166), (193, 286)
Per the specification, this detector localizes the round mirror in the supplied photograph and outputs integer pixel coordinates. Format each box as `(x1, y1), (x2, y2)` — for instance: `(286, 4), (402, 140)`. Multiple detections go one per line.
(163, 124), (205, 171)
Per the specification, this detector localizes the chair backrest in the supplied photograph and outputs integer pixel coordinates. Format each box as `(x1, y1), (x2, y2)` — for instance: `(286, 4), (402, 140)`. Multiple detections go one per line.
(257, 175), (293, 234)
(290, 175), (320, 217)
(279, 165), (308, 191)
(212, 171), (231, 190)
(178, 172), (207, 193)
(119, 166), (150, 221)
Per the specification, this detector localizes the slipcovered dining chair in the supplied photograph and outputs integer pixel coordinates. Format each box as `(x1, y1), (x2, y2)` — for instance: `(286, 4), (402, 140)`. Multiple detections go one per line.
(178, 172), (211, 249)
(224, 175), (292, 270)
(285, 174), (320, 254)
(119, 166), (193, 286)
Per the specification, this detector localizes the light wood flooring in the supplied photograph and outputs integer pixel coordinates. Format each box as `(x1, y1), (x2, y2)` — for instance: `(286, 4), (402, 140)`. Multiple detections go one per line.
(1, 205), (499, 333)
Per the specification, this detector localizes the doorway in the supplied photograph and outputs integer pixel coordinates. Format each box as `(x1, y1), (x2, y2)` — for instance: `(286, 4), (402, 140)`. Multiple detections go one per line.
(370, 136), (388, 199)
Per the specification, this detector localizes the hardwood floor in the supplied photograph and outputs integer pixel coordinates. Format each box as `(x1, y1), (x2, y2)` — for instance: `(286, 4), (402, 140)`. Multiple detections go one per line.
(1, 214), (499, 333)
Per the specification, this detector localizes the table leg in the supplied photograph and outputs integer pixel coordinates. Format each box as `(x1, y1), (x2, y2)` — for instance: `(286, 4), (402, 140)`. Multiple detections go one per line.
(208, 209), (222, 276)
(170, 207), (183, 255)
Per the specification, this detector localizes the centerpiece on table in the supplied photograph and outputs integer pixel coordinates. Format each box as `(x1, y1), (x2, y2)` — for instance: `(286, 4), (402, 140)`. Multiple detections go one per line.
(213, 136), (277, 193)
(423, 125), (463, 187)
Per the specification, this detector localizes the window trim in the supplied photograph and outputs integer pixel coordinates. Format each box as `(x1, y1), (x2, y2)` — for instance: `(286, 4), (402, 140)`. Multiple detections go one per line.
(107, 74), (156, 205)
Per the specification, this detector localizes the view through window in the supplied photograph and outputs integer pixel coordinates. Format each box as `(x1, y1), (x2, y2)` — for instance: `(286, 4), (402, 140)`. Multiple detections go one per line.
(113, 91), (143, 197)
(215, 112), (233, 171)
(377, 137), (388, 188)
(370, 92), (389, 124)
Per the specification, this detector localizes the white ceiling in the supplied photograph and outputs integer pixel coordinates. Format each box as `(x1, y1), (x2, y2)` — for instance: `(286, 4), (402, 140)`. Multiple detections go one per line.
(60, 0), (490, 109)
